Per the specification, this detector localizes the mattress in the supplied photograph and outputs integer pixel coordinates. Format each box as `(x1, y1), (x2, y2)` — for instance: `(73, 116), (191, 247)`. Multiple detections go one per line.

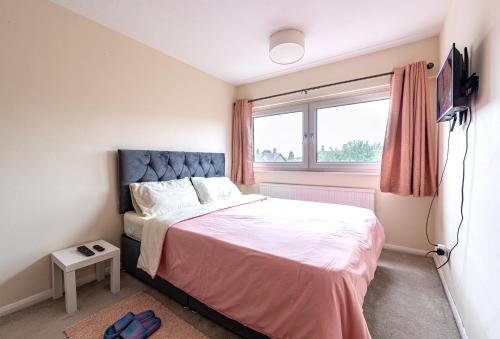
(123, 211), (150, 241)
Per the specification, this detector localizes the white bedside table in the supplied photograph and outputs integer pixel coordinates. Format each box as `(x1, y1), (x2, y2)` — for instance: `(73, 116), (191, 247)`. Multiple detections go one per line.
(51, 239), (120, 313)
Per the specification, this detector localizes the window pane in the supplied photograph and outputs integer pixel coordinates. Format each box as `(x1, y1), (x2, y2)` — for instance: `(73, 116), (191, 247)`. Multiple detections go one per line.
(316, 99), (389, 163)
(254, 112), (303, 163)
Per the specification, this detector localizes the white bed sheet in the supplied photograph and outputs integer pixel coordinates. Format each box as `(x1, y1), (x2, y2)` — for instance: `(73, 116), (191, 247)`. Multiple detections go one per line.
(124, 211), (150, 241)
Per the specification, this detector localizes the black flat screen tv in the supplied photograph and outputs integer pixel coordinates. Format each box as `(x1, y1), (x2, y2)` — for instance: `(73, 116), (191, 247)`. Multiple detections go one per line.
(436, 44), (469, 122)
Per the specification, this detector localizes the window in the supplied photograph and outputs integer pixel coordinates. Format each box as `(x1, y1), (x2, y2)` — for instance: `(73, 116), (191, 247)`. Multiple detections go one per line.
(254, 111), (303, 163)
(253, 105), (308, 170)
(252, 93), (389, 172)
(313, 98), (389, 168)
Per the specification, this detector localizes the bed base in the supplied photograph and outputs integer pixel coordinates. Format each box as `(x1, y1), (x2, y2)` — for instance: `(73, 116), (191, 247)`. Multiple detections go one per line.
(121, 234), (269, 339)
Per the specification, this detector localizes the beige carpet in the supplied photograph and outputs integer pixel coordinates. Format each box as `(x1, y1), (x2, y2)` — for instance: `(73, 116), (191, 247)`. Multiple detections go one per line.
(64, 292), (207, 339)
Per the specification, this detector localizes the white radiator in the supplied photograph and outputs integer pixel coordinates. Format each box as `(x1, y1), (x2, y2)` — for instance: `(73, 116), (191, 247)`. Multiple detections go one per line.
(259, 183), (375, 211)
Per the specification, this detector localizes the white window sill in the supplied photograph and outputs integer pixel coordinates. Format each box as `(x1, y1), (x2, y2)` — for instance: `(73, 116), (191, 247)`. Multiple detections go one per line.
(253, 168), (381, 176)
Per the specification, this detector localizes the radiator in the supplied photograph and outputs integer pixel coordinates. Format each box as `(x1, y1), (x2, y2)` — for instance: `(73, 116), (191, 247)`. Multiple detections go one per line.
(259, 183), (375, 211)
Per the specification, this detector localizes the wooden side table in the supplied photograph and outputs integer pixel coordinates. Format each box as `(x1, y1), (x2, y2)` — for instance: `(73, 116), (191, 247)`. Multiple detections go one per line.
(51, 239), (120, 313)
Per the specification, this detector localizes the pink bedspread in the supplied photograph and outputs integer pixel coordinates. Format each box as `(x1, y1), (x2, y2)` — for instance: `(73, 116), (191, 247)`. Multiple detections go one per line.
(157, 198), (384, 339)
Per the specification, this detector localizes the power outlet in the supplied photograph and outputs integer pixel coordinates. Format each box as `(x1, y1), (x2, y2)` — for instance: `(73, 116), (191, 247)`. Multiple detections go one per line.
(435, 244), (448, 256)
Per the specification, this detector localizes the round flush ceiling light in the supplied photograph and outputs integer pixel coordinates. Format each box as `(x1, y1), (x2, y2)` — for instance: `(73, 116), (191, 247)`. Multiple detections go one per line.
(269, 29), (305, 65)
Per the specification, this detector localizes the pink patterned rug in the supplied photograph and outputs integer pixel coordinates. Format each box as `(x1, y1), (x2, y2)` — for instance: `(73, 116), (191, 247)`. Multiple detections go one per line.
(64, 292), (208, 339)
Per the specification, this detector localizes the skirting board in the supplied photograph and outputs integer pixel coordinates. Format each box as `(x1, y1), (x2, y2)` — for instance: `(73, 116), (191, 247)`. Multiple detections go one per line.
(433, 256), (468, 339)
(0, 289), (52, 318)
(383, 243), (429, 256)
(0, 267), (110, 318)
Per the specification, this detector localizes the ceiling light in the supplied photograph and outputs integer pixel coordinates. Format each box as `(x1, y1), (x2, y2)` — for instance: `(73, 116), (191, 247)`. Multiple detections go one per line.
(269, 29), (305, 65)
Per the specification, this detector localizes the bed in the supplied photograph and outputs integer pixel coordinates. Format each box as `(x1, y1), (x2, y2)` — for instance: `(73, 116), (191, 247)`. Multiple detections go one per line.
(118, 150), (385, 339)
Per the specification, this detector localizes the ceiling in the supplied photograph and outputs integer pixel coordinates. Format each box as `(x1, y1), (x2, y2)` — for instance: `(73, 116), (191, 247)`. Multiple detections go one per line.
(52, 0), (450, 85)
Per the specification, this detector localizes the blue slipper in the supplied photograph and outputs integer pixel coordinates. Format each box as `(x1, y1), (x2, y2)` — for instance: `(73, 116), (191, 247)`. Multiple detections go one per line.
(103, 310), (155, 339)
(120, 316), (161, 339)
(134, 310), (155, 323)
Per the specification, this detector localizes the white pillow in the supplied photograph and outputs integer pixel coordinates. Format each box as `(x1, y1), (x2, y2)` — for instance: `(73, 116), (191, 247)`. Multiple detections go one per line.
(191, 177), (241, 204)
(129, 177), (200, 217)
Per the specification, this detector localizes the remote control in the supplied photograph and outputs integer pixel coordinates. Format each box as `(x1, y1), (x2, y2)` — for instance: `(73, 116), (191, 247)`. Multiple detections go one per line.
(93, 244), (105, 252)
(77, 245), (95, 257)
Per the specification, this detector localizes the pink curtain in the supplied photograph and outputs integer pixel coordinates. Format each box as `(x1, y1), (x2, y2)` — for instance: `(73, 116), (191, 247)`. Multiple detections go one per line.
(380, 61), (437, 197)
(231, 99), (255, 185)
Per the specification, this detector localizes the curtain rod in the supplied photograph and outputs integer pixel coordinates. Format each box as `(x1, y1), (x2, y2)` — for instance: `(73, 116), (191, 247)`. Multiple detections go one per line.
(248, 62), (434, 103)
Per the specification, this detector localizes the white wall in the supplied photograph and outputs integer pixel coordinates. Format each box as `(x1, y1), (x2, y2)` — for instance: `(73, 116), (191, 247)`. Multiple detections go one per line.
(0, 0), (234, 308)
(436, 0), (500, 338)
(237, 37), (440, 251)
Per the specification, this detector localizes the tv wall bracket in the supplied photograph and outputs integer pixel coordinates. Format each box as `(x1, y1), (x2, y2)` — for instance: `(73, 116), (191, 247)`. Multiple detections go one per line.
(455, 72), (479, 129)
(452, 47), (479, 131)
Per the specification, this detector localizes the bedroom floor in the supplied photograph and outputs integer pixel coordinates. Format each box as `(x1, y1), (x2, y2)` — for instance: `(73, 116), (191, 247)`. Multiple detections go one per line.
(0, 250), (460, 339)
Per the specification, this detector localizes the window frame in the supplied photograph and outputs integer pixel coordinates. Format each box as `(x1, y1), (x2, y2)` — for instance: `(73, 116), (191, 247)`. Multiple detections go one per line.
(308, 92), (390, 173)
(252, 104), (309, 171)
(252, 91), (389, 173)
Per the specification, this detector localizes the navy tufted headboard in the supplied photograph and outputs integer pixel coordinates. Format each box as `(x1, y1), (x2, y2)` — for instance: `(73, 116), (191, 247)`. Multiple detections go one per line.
(118, 150), (225, 213)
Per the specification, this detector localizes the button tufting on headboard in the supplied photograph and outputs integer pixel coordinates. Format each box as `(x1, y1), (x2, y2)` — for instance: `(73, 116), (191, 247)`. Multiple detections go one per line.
(118, 150), (225, 214)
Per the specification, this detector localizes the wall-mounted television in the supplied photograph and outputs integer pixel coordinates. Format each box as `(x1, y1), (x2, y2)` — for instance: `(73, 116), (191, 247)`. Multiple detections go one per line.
(436, 44), (469, 122)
